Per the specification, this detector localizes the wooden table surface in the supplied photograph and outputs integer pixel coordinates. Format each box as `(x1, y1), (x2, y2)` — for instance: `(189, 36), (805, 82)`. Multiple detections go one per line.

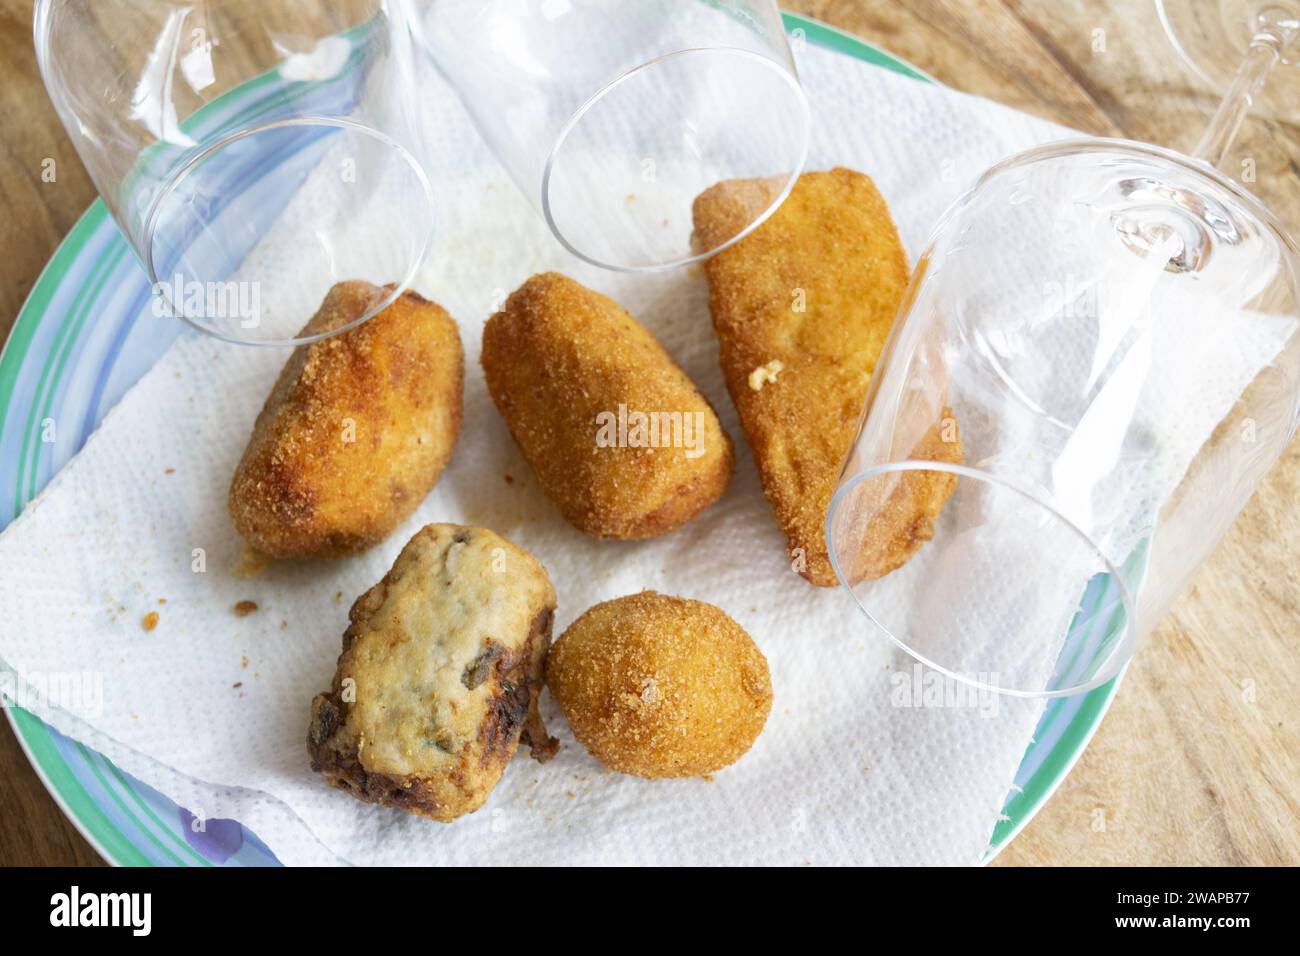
(0, 0), (1296, 867)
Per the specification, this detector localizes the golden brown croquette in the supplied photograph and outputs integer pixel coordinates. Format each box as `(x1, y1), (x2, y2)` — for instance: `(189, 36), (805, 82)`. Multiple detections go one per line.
(547, 591), (771, 778)
(693, 168), (961, 586)
(229, 281), (463, 559)
(481, 272), (733, 540)
(831, 410), (961, 583)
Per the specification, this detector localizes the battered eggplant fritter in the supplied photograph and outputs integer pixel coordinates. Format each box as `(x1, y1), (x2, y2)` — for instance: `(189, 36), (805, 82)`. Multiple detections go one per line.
(481, 273), (733, 539)
(547, 591), (771, 779)
(229, 281), (463, 559)
(693, 168), (962, 586)
(308, 524), (558, 822)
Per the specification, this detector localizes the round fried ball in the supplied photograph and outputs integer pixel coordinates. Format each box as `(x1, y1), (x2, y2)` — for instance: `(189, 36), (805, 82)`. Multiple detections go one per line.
(547, 591), (772, 778)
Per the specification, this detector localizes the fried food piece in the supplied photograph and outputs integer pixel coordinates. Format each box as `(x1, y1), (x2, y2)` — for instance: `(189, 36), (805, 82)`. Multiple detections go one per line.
(547, 591), (771, 778)
(693, 168), (962, 586)
(831, 411), (961, 582)
(481, 272), (733, 539)
(308, 524), (557, 822)
(229, 281), (463, 559)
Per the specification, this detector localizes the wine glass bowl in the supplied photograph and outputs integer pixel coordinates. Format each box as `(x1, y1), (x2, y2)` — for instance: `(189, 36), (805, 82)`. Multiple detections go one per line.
(34, 0), (436, 346)
(826, 3), (1300, 696)
(413, 0), (810, 272)
(827, 138), (1300, 697)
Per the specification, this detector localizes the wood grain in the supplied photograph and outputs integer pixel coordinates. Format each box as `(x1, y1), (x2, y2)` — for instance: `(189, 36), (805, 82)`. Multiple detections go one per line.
(0, 0), (1296, 866)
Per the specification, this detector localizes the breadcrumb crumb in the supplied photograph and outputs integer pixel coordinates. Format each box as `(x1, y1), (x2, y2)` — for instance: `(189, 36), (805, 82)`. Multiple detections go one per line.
(747, 359), (784, 391)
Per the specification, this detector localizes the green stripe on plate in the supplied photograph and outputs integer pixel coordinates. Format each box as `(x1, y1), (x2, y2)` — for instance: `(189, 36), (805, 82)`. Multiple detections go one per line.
(10, 706), (152, 866)
(22, 247), (126, 505)
(783, 12), (937, 83)
(987, 674), (1121, 851)
(2, 203), (108, 520)
(105, 758), (213, 867)
(77, 742), (186, 867)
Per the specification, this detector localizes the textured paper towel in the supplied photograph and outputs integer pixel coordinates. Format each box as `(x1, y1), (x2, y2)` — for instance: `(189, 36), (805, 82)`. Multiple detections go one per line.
(1, 40), (1272, 866)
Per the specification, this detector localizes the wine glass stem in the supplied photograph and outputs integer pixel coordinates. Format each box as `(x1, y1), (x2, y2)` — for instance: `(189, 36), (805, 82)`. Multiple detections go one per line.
(1191, 34), (1281, 168)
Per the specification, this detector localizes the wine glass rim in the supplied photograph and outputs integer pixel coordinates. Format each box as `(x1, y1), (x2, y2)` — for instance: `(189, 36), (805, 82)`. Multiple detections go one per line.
(1153, 0), (1222, 91)
(825, 458), (1141, 699)
(141, 116), (436, 348)
(540, 45), (811, 274)
(976, 136), (1300, 264)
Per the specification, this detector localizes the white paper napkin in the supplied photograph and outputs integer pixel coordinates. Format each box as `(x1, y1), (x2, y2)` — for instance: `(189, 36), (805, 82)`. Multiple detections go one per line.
(0, 36), (1267, 866)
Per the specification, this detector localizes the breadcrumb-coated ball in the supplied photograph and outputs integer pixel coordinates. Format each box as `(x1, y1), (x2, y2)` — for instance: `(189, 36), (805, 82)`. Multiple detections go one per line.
(547, 591), (772, 778)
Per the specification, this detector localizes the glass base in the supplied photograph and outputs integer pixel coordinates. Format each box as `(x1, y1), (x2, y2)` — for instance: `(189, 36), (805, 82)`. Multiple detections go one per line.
(1158, 0), (1300, 116)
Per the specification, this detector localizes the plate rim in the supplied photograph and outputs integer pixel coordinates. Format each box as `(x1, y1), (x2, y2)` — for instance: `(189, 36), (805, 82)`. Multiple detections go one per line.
(0, 10), (1118, 867)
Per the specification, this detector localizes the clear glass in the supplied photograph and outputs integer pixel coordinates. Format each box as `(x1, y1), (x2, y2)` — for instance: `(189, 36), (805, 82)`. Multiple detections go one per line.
(413, 0), (810, 272)
(827, 139), (1300, 698)
(35, 0), (436, 345)
(826, 0), (1300, 698)
(1158, 0), (1299, 117)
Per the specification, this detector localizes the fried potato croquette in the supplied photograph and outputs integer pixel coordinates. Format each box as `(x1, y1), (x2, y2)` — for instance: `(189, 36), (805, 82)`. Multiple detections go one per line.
(693, 168), (962, 586)
(308, 524), (557, 822)
(547, 591), (771, 778)
(832, 411), (961, 582)
(482, 272), (733, 539)
(229, 281), (463, 559)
